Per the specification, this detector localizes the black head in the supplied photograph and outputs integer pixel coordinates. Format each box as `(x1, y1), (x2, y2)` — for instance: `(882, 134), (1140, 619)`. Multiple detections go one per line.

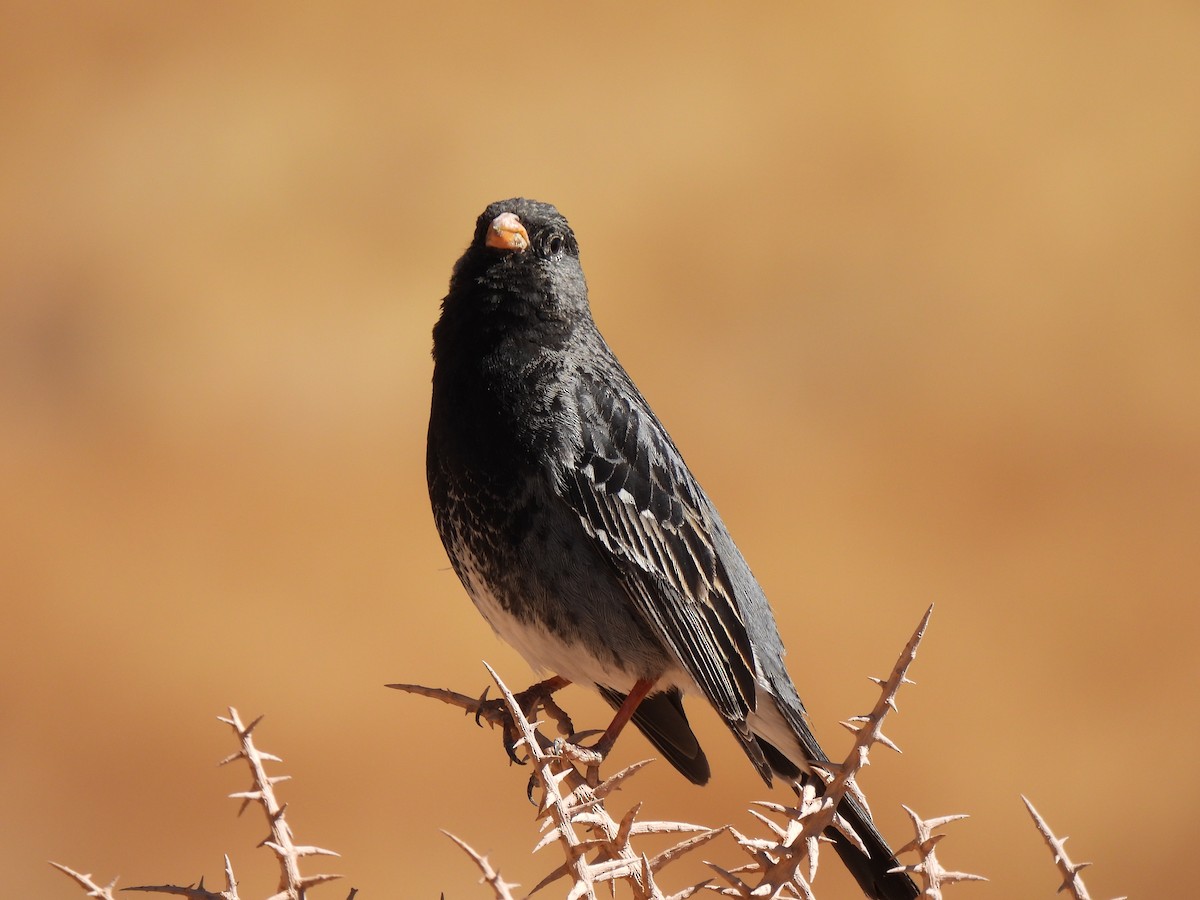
(442, 198), (591, 334)
(468, 198), (580, 261)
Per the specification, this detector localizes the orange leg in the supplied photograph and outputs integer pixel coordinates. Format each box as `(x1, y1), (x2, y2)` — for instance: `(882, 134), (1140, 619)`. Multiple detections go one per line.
(591, 677), (657, 757)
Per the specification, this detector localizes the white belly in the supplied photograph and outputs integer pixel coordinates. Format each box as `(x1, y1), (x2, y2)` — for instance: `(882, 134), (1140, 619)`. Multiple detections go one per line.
(452, 537), (691, 695)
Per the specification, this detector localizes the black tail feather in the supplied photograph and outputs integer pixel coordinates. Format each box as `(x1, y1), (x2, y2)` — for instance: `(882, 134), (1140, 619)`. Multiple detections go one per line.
(758, 738), (917, 900)
(824, 788), (918, 900)
(599, 685), (711, 785)
(605, 689), (916, 899)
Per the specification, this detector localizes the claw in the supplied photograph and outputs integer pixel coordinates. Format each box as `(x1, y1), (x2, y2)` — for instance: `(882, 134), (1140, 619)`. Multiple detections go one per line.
(503, 721), (527, 766)
(474, 686), (491, 727)
(468, 675), (572, 769)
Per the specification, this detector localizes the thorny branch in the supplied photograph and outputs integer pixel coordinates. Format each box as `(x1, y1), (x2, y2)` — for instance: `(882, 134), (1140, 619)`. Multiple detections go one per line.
(1023, 797), (1126, 900)
(400, 605), (992, 899)
(51, 710), (352, 900)
(218, 707), (343, 900)
(51, 606), (1124, 900)
(892, 808), (986, 898)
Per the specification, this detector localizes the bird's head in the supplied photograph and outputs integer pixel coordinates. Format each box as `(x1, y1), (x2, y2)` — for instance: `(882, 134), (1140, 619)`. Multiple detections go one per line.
(443, 198), (591, 334)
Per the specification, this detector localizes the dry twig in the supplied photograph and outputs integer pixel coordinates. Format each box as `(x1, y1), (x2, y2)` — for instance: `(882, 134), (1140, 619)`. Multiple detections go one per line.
(400, 607), (992, 899)
(1023, 797), (1125, 900)
(55, 609), (1121, 899)
(891, 808), (986, 898)
(442, 831), (521, 900)
(394, 665), (721, 900)
(217, 707), (342, 900)
(48, 863), (119, 900)
(51, 710), (350, 900)
(713, 606), (972, 898)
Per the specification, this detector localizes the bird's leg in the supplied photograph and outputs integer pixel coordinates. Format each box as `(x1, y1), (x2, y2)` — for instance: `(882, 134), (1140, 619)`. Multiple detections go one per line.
(592, 677), (656, 755)
(561, 676), (657, 784)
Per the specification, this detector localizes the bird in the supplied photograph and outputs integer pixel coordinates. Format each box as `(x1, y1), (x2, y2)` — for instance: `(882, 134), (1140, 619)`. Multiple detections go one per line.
(426, 197), (919, 900)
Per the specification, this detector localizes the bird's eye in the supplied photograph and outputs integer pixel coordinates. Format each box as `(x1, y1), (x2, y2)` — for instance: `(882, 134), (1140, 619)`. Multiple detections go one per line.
(547, 235), (564, 256)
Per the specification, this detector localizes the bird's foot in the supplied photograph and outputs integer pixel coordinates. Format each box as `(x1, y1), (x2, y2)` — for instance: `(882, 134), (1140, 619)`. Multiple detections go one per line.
(472, 676), (573, 765)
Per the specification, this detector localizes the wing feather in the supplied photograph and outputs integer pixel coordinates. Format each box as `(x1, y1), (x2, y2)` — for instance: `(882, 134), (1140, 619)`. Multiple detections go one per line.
(563, 369), (759, 721)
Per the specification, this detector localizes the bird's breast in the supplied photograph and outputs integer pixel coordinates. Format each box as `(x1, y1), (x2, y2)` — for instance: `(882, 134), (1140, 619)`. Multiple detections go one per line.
(430, 344), (575, 490)
(428, 465), (682, 690)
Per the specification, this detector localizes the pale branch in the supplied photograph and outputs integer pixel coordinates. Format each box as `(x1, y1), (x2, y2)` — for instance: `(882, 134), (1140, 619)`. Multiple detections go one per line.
(443, 831), (520, 900)
(122, 882), (230, 899)
(1023, 797), (1126, 900)
(51, 855), (237, 900)
(401, 663), (724, 900)
(49, 604), (1119, 900)
(48, 863), (119, 900)
(217, 707), (343, 900)
(387, 682), (508, 724)
(399, 607), (952, 899)
(51, 850), (237, 900)
(223, 856), (242, 900)
(52, 711), (351, 900)
(891, 807), (986, 898)
(487, 660), (710, 900)
(718, 605), (939, 897)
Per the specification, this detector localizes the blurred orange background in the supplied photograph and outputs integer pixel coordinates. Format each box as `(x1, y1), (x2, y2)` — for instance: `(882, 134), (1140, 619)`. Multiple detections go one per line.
(4, 4), (1198, 898)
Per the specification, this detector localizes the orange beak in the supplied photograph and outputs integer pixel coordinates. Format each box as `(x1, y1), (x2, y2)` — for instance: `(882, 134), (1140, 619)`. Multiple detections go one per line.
(485, 212), (530, 252)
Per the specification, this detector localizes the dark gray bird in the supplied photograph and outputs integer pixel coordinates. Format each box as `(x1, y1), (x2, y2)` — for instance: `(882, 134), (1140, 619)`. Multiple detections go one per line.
(427, 198), (918, 900)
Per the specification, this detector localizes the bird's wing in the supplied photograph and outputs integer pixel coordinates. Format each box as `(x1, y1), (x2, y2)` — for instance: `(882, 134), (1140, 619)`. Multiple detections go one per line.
(561, 367), (759, 725)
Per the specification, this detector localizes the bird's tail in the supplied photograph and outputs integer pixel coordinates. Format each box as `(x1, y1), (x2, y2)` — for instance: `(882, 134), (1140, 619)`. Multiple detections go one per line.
(751, 677), (918, 899)
(599, 685), (711, 785)
(825, 789), (918, 900)
(757, 740), (916, 899)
